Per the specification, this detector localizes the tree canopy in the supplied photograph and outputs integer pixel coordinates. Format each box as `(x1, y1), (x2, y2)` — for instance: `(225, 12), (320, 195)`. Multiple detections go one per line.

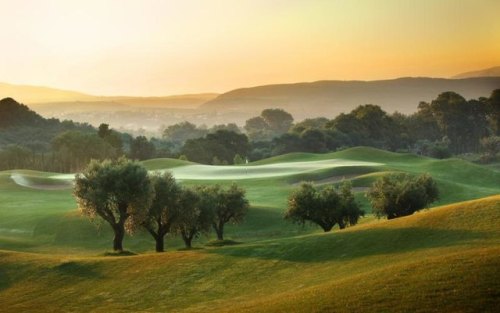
(74, 158), (153, 251)
(285, 182), (364, 232)
(143, 172), (180, 252)
(181, 130), (249, 165)
(172, 187), (213, 248)
(367, 173), (439, 219)
(196, 184), (249, 241)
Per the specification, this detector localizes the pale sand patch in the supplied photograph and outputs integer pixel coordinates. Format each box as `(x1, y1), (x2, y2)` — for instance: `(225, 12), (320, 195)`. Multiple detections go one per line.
(10, 173), (73, 190)
(34, 159), (384, 182)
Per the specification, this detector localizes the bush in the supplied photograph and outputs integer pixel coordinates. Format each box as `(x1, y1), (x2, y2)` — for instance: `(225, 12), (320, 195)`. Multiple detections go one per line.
(367, 173), (439, 219)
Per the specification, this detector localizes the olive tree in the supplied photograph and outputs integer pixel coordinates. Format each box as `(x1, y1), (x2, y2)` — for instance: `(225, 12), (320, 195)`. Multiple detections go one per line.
(198, 184), (248, 241)
(285, 182), (363, 232)
(367, 173), (439, 219)
(143, 172), (180, 252)
(172, 187), (212, 248)
(74, 158), (153, 251)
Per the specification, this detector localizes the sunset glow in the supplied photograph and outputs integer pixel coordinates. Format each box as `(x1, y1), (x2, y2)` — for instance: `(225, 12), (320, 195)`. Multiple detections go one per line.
(1, 0), (499, 95)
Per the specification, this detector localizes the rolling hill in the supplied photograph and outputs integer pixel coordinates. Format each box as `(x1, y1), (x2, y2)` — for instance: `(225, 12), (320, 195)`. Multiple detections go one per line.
(0, 98), (95, 148)
(3, 76), (500, 131)
(453, 66), (500, 79)
(0, 82), (218, 109)
(0, 82), (95, 104)
(0, 83), (219, 131)
(0, 194), (498, 312)
(0, 147), (499, 311)
(201, 77), (500, 120)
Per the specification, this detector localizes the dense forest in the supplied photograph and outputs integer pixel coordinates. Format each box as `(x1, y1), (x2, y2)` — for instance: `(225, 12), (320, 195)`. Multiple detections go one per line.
(1, 89), (499, 172)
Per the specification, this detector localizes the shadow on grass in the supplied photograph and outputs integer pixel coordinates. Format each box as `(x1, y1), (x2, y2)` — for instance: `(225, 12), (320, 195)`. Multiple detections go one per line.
(0, 268), (11, 290)
(102, 250), (137, 257)
(206, 227), (487, 263)
(205, 240), (242, 247)
(53, 261), (104, 278)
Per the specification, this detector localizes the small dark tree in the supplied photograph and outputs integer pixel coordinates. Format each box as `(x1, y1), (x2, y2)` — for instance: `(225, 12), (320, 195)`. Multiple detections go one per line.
(261, 108), (294, 135)
(480, 136), (500, 162)
(74, 158), (153, 251)
(285, 182), (363, 232)
(97, 123), (124, 155)
(199, 184), (249, 241)
(143, 172), (180, 252)
(367, 173), (439, 219)
(130, 136), (156, 161)
(98, 123), (112, 138)
(173, 187), (212, 248)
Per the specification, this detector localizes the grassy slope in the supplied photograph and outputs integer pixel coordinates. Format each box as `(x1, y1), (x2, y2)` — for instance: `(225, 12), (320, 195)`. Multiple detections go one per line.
(0, 196), (498, 312)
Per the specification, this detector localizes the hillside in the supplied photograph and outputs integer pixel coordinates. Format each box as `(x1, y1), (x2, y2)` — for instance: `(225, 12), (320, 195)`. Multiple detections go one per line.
(0, 97), (94, 148)
(0, 82), (95, 104)
(0, 82), (219, 131)
(201, 77), (500, 120)
(453, 66), (500, 79)
(0, 147), (499, 311)
(0, 98), (44, 129)
(0, 195), (498, 312)
(0, 82), (218, 109)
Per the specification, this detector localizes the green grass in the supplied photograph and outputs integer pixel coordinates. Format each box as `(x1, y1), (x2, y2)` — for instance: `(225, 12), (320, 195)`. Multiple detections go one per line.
(0, 147), (499, 311)
(0, 196), (498, 312)
(0, 146), (498, 252)
(141, 158), (193, 170)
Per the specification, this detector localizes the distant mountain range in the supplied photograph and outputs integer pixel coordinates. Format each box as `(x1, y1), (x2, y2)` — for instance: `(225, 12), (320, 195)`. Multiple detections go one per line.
(201, 77), (500, 119)
(452, 66), (500, 79)
(1, 73), (499, 131)
(0, 82), (218, 110)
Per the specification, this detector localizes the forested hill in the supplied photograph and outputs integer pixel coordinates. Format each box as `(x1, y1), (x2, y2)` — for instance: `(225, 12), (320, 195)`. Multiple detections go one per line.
(0, 97), (94, 148)
(201, 77), (500, 119)
(0, 97), (45, 128)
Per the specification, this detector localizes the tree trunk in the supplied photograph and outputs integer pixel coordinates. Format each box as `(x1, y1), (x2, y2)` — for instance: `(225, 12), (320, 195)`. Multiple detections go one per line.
(321, 224), (333, 232)
(182, 233), (193, 249)
(214, 223), (224, 240)
(155, 235), (165, 252)
(113, 227), (124, 251)
(338, 220), (346, 229)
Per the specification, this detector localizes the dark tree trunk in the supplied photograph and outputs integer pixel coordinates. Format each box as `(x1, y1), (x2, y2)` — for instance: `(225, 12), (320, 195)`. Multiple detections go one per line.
(338, 220), (346, 229)
(320, 223), (333, 232)
(182, 233), (193, 249)
(214, 222), (224, 240)
(155, 235), (164, 252)
(113, 227), (125, 251)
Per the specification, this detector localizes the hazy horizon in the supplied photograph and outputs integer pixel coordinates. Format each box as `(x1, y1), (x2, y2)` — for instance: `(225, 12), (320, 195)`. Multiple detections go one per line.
(1, 0), (499, 96)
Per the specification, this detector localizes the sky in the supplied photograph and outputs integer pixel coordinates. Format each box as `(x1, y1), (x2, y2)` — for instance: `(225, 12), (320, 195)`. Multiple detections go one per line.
(0, 0), (499, 96)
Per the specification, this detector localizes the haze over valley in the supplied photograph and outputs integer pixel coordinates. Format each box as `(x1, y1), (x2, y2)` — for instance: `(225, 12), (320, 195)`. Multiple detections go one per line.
(2, 74), (499, 134)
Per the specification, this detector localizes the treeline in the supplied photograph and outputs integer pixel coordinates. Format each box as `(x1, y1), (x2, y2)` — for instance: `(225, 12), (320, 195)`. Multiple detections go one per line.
(1, 89), (499, 172)
(169, 90), (500, 163)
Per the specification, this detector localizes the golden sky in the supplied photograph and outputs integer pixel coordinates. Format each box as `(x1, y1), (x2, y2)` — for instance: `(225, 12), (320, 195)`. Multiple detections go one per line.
(1, 0), (499, 96)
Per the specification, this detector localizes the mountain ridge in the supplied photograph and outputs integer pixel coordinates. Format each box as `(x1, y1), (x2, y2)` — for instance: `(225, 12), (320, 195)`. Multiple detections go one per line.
(200, 77), (500, 119)
(0, 82), (219, 109)
(453, 66), (500, 79)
